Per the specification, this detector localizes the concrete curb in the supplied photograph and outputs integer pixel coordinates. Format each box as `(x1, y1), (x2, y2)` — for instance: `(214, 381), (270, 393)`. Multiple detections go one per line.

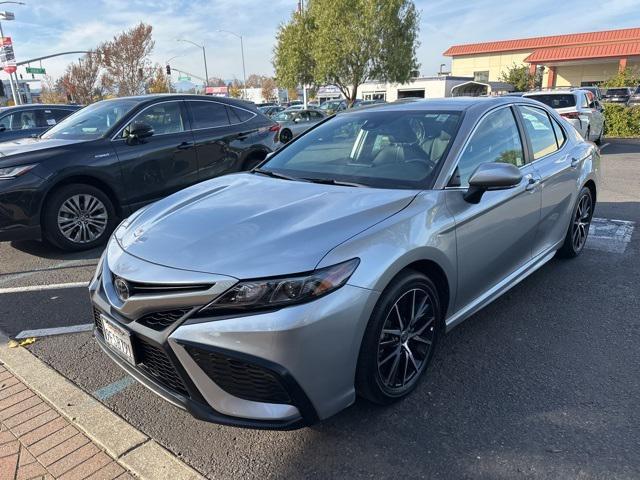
(0, 341), (204, 480)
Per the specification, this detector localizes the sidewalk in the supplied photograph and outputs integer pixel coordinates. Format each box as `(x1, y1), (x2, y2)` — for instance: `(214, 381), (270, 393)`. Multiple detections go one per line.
(0, 364), (132, 480)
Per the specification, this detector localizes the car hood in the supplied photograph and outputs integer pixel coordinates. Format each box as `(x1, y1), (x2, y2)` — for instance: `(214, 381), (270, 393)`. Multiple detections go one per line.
(0, 137), (87, 159)
(118, 173), (418, 278)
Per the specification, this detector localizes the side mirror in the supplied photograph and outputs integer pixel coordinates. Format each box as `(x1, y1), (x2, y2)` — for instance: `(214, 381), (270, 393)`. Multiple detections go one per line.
(127, 122), (154, 143)
(463, 162), (523, 204)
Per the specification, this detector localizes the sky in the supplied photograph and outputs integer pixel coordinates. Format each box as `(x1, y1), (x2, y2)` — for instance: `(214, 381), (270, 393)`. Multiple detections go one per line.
(4, 0), (640, 87)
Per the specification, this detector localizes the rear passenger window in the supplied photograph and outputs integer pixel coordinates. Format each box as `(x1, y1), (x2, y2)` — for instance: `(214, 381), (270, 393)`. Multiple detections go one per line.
(188, 101), (229, 129)
(550, 116), (566, 149)
(517, 106), (559, 160)
(455, 107), (524, 187)
(227, 106), (255, 124)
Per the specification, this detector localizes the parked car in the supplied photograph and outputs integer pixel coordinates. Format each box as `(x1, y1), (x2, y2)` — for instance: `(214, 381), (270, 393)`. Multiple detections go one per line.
(319, 99), (347, 115)
(0, 104), (82, 142)
(626, 86), (640, 106)
(523, 90), (605, 144)
(602, 87), (634, 104)
(91, 96), (599, 429)
(258, 105), (285, 117)
(273, 109), (327, 143)
(351, 99), (387, 109)
(0, 95), (280, 251)
(575, 86), (603, 101)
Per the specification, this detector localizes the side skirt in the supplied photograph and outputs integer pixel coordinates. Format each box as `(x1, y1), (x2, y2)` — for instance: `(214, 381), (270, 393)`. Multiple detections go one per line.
(445, 244), (561, 332)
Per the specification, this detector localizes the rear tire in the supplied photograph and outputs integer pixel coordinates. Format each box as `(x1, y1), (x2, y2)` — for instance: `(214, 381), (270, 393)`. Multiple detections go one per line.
(279, 129), (293, 144)
(557, 186), (593, 259)
(356, 270), (441, 405)
(595, 123), (604, 146)
(42, 184), (117, 252)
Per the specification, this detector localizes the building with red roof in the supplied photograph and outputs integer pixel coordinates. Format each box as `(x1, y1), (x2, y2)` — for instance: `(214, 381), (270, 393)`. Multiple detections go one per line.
(444, 27), (640, 89)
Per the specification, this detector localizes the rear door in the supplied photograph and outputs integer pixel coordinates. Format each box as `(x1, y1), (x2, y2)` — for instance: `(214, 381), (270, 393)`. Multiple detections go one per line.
(445, 106), (542, 311)
(112, 100), (198, 208)
(516, 104), (584, 256)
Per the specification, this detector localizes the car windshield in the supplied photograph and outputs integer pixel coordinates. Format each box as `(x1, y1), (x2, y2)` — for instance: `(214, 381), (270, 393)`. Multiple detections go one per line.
(526, 94), (576, 109)
(606, 88), (629, 96)
(320, 101), (341, 110)
(41, 99), (139, 140)
(260, 110), (462, 189)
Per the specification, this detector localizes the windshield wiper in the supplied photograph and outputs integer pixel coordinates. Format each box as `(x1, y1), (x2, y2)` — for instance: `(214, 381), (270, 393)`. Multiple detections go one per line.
(301, 177), (368, 188)
(252, 168), (303, 182)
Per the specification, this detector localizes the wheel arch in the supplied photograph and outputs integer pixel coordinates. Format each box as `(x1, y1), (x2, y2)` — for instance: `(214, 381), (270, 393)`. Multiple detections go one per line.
(584, 179), (597, 205)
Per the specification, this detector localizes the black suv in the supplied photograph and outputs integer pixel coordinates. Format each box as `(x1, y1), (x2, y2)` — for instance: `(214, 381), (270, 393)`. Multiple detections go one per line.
(0, 95), (280, 251)
(0, 104), (81, 141)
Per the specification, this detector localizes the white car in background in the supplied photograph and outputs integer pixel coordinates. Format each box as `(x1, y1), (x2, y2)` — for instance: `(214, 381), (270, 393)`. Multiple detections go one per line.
(523, 90), (605, 144)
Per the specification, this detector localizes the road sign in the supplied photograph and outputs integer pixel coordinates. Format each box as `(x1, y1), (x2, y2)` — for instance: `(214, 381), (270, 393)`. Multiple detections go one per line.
(0, 37), (16, 74)
(26, 67), (46, 74)
(178, 76), (191, 81)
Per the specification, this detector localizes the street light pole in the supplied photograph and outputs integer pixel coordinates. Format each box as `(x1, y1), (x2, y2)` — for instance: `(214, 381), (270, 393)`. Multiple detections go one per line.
(177, 39), (209, 88)
(0, 1), (25, 105)
(217, 30), (246, 99)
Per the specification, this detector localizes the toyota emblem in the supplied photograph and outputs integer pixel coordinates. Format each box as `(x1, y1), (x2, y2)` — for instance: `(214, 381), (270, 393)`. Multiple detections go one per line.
(114, 277), (130, 302)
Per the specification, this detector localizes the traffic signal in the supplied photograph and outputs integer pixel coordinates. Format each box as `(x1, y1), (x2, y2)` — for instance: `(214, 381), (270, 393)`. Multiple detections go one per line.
(166, 65), (171, 75)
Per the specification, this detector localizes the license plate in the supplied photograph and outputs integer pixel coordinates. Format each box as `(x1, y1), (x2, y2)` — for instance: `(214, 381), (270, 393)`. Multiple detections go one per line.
(101, 315), (136, 365)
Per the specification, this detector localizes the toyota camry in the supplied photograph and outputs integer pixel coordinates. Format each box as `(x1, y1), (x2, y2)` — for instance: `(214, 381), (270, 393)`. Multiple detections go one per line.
(90, 97), (599, 429)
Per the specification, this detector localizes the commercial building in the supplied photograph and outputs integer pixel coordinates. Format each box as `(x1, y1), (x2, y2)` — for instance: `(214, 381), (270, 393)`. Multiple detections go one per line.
(444, 27), (640, 88)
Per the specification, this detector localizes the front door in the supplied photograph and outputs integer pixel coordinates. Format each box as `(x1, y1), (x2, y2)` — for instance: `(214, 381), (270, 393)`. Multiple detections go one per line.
(445, 106), (542, 311)
(113, 100), (198, 208)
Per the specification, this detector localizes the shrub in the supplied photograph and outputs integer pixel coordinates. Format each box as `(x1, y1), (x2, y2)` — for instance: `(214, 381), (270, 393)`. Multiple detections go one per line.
(602, 103), (640, 137)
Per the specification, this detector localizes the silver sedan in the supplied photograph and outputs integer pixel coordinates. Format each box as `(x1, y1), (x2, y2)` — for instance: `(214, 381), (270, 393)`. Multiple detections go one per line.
(273, 109), (326, 143)
(91, 97), (599, 429)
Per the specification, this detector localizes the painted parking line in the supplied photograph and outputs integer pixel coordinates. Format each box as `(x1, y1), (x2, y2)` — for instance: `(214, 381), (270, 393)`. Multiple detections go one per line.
(0, 281), (89, 295)
(0, 261), (98, 286)
(587, 218), (635, 254)
(14, 323), (93, 340)
(93, 376), (136, 401)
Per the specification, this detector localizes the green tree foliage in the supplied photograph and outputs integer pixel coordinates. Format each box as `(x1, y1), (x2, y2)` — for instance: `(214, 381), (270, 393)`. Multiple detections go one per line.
(498, 63), (542, 92)
(600, 67), (640, 88)
(274, 0), (420, 104)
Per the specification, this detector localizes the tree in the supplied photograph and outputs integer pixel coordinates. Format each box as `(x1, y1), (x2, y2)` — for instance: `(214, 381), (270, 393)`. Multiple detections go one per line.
(207, 77), (227, 87)
(59, 52), (104, 104)
(498, 63), (541, 92)
(261, 77), (278, 102)
(246, 74), (269, 88)
(228, 79), (242, 98)
(147, 66), (170, 93)
(601, 67), (640, 88)
(99, 23), (155, 96)
(287, 87), (299, 101)
(274, 0), (420, 105)
(39, 75), (67, 104)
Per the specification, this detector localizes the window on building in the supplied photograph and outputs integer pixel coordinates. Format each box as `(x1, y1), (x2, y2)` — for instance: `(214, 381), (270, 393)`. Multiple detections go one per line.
(473, 71), (489, 82)
(518, 105), (559, 160)
(455, 107), (524, 187)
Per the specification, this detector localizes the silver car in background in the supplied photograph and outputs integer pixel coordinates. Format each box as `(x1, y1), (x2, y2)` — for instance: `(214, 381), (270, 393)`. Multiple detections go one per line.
(524, 90), (605, 144)
(91, 97), (599, 430)
(273, 108), (326, 143)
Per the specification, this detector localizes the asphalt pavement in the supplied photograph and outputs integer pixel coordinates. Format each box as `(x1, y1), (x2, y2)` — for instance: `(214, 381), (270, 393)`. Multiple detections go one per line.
(0, 138), (638, 479)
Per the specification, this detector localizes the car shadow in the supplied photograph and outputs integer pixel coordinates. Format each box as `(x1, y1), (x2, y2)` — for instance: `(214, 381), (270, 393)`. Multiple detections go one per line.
(8, 239), (103, 261)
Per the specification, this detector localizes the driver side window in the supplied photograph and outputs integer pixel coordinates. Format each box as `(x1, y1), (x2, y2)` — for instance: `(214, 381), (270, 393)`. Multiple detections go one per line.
(123, 102), (185, 137)
(454, 107), (524, 187)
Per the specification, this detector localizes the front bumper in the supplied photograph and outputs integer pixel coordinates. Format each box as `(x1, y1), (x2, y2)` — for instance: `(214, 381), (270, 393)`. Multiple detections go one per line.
(0, 173), (46, 242)
(90, 239), (378, 429)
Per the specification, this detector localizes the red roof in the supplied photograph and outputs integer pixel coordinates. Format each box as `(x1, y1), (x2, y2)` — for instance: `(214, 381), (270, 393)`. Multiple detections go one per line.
(524, 42), (640, 63)
(443, 27), (640, 56)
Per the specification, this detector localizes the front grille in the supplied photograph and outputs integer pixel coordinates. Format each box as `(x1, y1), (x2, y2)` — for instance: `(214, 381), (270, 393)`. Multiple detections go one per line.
(186, 346), (291, 404)
(93, 307), (104, 336)
(111, 276), (211, 297)
(136, 309), (190, 331)
(136, 338), (189, 397)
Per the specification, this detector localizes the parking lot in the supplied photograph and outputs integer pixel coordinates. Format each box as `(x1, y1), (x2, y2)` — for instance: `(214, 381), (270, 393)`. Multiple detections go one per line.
(0, 138), (638, 479)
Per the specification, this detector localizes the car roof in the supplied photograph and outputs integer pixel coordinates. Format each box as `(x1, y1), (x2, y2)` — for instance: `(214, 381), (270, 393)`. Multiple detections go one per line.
(342, 96), (532, 113)
(99, 94), (257, 110)
(523, 90), (579, 96)
(0, 104), (81, 112)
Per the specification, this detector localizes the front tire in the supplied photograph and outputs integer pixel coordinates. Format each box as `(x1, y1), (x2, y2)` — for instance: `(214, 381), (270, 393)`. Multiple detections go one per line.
(557, 186), (593, 258)
(279, 128), (293, 144)
(43, 184), (117, 252)
(356, 270), (441, 405)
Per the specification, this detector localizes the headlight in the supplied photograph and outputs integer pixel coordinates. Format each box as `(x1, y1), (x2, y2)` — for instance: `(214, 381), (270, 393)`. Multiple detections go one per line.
(200, 258), (360, 313)
(0, 164), (36, 179)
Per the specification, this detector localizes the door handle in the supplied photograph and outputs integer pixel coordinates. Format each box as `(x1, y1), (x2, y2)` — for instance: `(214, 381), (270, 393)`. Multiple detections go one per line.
(525, 177), (541, 192)
(177, 142), (194, 150)
(570, 157), (581, 168)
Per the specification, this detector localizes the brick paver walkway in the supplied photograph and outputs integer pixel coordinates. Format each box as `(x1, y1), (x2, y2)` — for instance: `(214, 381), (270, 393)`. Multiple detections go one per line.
(0, 364), (133, 480)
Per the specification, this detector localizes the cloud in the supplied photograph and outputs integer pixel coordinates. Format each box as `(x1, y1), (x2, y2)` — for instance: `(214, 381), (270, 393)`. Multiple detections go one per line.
(4, 0), (640, 85)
